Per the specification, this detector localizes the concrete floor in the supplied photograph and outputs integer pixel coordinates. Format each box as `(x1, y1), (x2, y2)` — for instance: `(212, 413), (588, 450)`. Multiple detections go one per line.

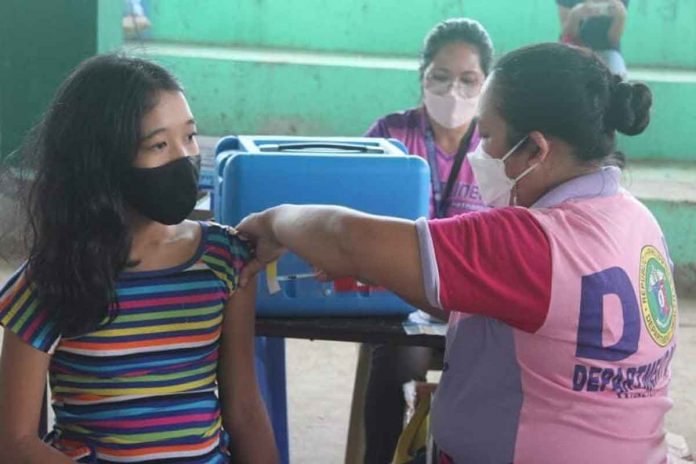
(0, 261), (694, 463)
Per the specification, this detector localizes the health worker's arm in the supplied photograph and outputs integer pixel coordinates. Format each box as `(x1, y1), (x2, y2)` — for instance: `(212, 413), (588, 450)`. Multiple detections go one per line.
(236, 205), (552, 329)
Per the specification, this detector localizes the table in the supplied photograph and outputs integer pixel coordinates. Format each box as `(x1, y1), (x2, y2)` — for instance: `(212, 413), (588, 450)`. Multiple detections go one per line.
(254, 316), (445, 464)
(256, 315), (445, 348)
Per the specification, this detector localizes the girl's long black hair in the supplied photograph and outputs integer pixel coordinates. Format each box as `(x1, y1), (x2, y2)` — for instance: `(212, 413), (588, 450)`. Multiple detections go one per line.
(22, 54), (181, 336)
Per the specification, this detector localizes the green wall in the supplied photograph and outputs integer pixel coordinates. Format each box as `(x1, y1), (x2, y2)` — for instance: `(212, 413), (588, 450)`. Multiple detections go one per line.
(617, 73), (696, 161)
(0, 0), (122, 161)
(139, 0), (696, 160)
(132, 47), (696, 161)
(644, 199), (696, 294)
(146, 53), (419, 138)
(146, 0), (696, 69)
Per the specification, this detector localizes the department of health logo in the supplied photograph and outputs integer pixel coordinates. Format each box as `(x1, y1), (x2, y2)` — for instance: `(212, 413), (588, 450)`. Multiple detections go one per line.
(639, 246), (677, 347)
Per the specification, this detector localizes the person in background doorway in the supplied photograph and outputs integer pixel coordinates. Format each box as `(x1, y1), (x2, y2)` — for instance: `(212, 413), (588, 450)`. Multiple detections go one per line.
(363, 17), (493, 464)
(557, 0), (628, 77)
(123, 0), (151, 37)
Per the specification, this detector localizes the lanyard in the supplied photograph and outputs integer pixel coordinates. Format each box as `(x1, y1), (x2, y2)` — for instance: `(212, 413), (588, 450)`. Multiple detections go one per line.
(424, 127), (444, 218)
(423, 117), (478, 219)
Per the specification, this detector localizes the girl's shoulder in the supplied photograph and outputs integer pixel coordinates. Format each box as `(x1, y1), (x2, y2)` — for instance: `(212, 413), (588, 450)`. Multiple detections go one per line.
(200, 221), (252, 257)
(0, 262), (30, 315)
(198, 221), (253, 294)
(0, 262), (61, 353)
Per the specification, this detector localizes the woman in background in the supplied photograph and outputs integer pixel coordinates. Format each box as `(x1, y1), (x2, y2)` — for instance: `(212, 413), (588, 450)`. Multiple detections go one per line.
(363, 18), (493, 464)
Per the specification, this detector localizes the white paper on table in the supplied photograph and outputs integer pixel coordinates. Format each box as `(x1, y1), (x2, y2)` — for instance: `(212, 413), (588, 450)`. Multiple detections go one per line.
(402, 310), (447, 336)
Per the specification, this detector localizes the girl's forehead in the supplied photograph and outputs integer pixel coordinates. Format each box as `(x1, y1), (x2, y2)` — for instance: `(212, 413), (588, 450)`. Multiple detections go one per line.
(141, 91), (193, 129)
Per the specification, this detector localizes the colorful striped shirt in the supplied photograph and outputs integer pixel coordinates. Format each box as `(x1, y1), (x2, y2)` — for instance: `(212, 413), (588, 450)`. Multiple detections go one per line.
(0, 222), (250, 463)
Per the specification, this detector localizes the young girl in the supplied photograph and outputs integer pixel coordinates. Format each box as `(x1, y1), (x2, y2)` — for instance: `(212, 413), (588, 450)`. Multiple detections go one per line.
(0, 55), (278, 463)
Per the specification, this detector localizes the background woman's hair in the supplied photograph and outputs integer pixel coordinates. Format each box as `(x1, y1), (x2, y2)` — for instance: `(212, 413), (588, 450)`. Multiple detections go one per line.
(419, 17), (494, 78)
(22, 54), (181, 336)
(490, 42), (652, 164)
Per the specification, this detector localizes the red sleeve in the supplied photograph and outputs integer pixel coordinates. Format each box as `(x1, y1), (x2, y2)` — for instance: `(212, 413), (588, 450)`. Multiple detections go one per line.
(429, 207), (552, 333)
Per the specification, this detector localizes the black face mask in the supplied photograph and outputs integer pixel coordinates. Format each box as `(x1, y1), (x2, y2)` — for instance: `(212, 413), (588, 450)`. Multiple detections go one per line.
(122, 155), (201, 225)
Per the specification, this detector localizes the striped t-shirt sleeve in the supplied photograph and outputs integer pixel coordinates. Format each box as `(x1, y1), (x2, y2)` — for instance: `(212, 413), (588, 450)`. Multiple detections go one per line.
(203, 224), (253, 296)
(0, 263), (61, 353)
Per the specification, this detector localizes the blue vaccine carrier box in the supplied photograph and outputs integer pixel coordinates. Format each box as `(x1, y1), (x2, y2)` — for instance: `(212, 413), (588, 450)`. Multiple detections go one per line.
(214, 135), (429, 317)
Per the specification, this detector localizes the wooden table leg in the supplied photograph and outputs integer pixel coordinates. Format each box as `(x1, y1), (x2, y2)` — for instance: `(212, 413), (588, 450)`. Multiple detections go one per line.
(344, 343), (372, 464)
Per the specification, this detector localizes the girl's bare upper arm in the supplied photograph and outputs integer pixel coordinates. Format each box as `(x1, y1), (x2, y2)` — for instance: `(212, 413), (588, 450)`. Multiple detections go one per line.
(218, 281), (279, 463)
(218, 280), (257, 407)
(0, 330), (50, 440)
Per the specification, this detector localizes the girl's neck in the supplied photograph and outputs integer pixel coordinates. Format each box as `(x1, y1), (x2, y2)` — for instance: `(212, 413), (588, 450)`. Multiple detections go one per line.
(123, 210), (201, 272)
(127, 211), (177, 248)
(426, 111), (472, 155)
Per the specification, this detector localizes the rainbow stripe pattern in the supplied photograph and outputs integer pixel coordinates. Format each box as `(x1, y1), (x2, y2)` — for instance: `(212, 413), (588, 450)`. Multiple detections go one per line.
(0, 222), (250, 463)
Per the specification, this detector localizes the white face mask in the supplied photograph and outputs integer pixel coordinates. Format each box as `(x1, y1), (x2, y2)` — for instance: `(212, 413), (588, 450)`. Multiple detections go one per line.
(423, 87), (478, 129)
(469, 137), (538, 207)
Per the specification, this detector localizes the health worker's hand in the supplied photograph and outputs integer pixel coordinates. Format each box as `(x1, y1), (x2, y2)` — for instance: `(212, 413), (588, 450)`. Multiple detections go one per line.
(236, 211), (287, 288)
